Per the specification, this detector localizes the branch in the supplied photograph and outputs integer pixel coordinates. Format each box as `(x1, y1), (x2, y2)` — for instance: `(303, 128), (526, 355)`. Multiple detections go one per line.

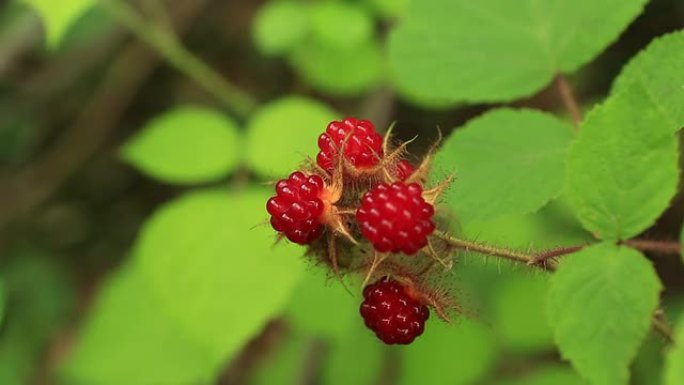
(102, 0), (257, 118)
(554, 74), (582, 128)
(622, 239), (682, 255)
(433, 231), (675, 343)
(652, 310), (675, 344)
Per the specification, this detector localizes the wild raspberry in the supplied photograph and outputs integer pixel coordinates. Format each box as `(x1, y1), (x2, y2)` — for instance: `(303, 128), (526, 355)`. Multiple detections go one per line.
(267, 171), (327, 245)
(317, 117), (384, 173)
(356, 182), (436, 255)
(360, 277), (429, 345)
(395, 160), (415, 181)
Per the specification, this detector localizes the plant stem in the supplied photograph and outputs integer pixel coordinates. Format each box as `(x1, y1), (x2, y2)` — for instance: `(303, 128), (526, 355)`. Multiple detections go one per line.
(433, 231), (582, 271)
(652, 312), (675, 344)
(554, 74), (582, 128)
(433, 231), (676, 343)
(622, 239), (682, 255)
(102, 0), (257, 118)
(434, 231), (536, 265)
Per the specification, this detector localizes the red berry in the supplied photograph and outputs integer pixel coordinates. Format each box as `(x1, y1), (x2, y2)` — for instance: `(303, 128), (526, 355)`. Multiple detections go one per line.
(360, 277), (429, 345)
(317, 117), (384, 173)
(267, 171), (327, 244)
(396, 160), (415, 181)
(356, 182), (436, 255)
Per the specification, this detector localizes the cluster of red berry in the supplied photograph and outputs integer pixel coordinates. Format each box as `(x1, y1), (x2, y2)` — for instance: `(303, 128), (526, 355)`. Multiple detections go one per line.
(267, 117), (452, 345)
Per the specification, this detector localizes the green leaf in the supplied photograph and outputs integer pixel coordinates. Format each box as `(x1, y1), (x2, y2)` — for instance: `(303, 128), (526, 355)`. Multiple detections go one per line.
(135, 189), (303, 362)
(286, 268), (358, 338)
(311, 2), (373, 49)
(492, 275), (554, 353)
(252, 1), (310, 56)
(24, 0), (95, 48)
(248, 330), (310, 385)
(399, 319), (497, 385)
(632, 334), (666, 385)
(322, 323), (383, 385)
(495, 365), (588, 385)
(0, 251), (75, 385)
(367, 0), (408, 19)
(246, 97), (338, 178)
(0, 278), (5, 329)
(290, 38), (383, 96)
(612, 31), (684, 130)
(61, 264), (220, 385)
(665, 318), (684, 385)
(388, 0), (647, 105)
(548, 243), (662, 385)
(122, 107), (241, 185)
(566, 86), (679, 241)
(434, 108), (574, 223)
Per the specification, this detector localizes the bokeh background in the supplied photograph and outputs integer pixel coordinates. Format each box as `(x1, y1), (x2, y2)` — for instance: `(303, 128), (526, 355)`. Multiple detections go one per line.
(0, 0), (683, 384)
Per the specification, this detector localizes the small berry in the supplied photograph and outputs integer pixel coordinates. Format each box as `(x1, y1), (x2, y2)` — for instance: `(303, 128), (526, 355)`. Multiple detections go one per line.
(395, 160), (415, 181)
(267, 171), (327, 244)
(317, 117), (384, 173)
(360, 277), (429, 345)
(356, 182), (436, 255)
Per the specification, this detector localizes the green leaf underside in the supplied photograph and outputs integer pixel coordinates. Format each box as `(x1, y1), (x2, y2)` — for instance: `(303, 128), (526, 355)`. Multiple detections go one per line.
(434, 108), (574, 223)
(252, 1), (310, 56)
(135, 189), (303, 362)
(399, 320), (497, 385)
(25, 0), (96, 47)
(566, 85), (679, 241)
(246, 96), (338, 178)
(121, 107), (241, 185)
(388, 0), (647, 105)
(62, 265), (219, 385)
(665, 318), (684, 385)
(548, 243), (662, 385)
(612, 30), (684, 131)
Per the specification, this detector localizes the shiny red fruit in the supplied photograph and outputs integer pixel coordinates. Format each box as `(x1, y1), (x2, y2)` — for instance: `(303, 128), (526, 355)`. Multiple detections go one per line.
(360, 277), (429, 345)
(316, 117), (384, 173)
(356, 182), (435, 255)
(267, 171), (326, 244)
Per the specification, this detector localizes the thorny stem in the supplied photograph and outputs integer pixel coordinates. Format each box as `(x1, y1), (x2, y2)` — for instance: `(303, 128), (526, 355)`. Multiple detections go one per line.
(102, 0), (257, 118)
(554, 74), (583, 128)
(433, 231), (677, 343)
(433, 231), (557, 270)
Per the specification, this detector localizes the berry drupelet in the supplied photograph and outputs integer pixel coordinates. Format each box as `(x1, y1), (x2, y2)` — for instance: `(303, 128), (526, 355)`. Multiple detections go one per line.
(317, 117), (384, 173)
(360, 277), (430, 345)
(356, 182), (436, 255)
(267, 171), (328, 245)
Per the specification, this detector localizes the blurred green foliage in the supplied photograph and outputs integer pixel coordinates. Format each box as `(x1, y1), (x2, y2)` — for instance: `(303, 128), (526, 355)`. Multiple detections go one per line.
(0, 0), (682, 385)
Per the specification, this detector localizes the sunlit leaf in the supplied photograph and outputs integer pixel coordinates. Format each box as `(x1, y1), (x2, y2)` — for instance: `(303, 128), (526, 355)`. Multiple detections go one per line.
(548, 243), (661, 385)
(388, 0), (647, 105)
(135, 189), (304, 362)
(434, 108), (574, 223)
(121, 107), (241, 185)
(566, 86), (679, 240)
(246, 97), (338, 178)
(24, 0), (95, 47)
(61, 264), (220, 385)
